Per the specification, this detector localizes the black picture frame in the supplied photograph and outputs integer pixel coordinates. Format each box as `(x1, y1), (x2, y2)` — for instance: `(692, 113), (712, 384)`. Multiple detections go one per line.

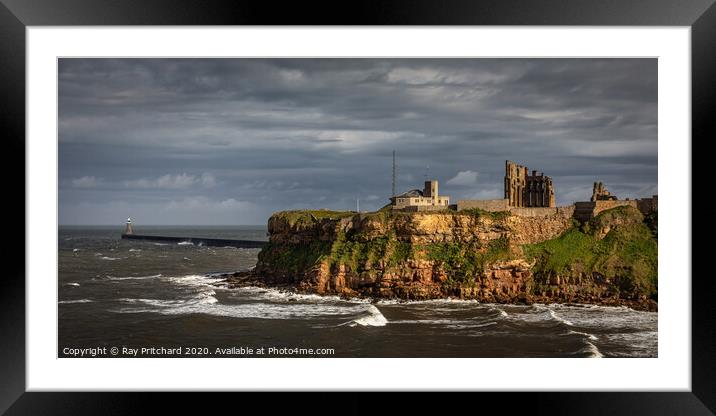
(1, 0), (711, 414)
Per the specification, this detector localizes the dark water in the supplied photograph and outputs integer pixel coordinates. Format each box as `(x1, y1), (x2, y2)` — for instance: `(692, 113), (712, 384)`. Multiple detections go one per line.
(58, 226), (657, 358)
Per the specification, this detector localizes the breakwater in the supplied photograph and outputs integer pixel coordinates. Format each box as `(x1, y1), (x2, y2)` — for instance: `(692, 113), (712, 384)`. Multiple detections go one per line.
(121, 233), (267, 248)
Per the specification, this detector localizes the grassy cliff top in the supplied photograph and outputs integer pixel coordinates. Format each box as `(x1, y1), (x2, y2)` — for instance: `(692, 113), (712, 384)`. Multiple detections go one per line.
(523, 206), (657, 298)
(271, 210), (356, 226)
(271, 207), (512, 227)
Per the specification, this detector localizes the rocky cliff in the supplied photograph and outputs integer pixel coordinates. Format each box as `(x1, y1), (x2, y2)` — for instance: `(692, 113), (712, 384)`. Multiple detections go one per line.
(227, 206), (657, 311)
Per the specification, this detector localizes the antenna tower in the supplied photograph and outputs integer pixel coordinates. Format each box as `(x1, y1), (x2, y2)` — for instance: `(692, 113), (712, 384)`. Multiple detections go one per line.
(392, 150), (396, 197)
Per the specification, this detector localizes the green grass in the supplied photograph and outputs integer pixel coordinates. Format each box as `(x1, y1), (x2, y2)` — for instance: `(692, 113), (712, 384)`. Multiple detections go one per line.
(423, 236), (512, 284)
(273, 209), (356, 227)
(523, 206), (658, 298)
(644, 210), (658, 239)
(257, 240), (332, 275)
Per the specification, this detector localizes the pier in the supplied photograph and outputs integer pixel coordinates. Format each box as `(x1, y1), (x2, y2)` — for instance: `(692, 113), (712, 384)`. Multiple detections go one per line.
(120, 218), (267, 248)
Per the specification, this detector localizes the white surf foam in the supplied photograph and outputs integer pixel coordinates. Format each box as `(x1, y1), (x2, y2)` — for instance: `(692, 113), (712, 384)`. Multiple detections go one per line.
(390, 319), (497, 330)
(234, 286), (370, 304)
(472, 321), (498, 328)
(549, 309), (574, 326)
(579, 341), (604, 358)
(153, 243), (169, 246)
(64, 282), (80, 287)
(544, 304), (656, 332)
(100, 256), (121, 261)
(568, 330), (598, 341)
(177, 241), (194, 246)
(342, 305), (388, 327)
(59, 299), (93, 304)
(488, 307), (509, 318)
(106, 274), (162, 281)
(164, 274), (223, 286)
(115, 297), (372, 320)
(512, 304), (574, 326)
(129, 248), (142, 252)
(72, 248), (80, 252)
(375, 298), (479, 305)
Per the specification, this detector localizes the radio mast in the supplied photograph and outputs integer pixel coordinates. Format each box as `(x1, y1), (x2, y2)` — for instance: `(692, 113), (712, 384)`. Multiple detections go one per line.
(392, 150), (396, 198)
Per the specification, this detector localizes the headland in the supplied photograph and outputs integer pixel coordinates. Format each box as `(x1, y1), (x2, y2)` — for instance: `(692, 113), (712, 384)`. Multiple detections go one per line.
(218, 204), (658, 311)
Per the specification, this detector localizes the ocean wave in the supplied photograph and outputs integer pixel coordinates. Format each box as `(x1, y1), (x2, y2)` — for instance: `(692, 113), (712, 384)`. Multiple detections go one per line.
(114, 290), (380, 322)
(59, 299), (93, 304)
(129, 248), (142, 252)
(602, 331), (658, 356)
(341, 305), (388, 327)
(540, 304), (657, 332)
(375, 298), (479, 305)
(234, 286), (371, 304)
(579, 341), (604, 358)
(100, 256), (122, 261)
(568, 330), (598, 341)
(106, 274), (162, 281)
(390, 319), (497, 330)
(153, 243), (169, 246)
(119, 291), (218, 307)
(177, 241), (194, 246)
(63, 282), (80, 287)
(488, 306), (509, 318)
(548, 309), (573, 326)
(164, 274), (224, 286)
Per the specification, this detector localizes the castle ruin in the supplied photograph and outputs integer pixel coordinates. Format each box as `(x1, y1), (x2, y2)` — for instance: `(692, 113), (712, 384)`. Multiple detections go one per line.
(504, 160), (555, 208)
(591, 181), (617, 201)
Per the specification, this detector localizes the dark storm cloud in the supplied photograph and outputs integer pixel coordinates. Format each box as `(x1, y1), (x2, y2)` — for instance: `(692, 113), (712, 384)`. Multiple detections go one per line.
(58, 58), (657, 225)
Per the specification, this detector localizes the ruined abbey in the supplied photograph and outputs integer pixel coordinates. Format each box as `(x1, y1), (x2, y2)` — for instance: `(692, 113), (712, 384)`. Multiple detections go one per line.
(504, 160), (555, 208)
(390, 157), (656, 221)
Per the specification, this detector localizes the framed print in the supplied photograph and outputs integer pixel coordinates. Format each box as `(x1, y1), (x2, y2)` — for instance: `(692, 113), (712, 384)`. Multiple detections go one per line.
(1, 0), (713, 414)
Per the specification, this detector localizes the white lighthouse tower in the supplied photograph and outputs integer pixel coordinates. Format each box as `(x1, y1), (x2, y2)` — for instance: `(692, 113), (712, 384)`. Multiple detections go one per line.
(124, 217), (134, 235)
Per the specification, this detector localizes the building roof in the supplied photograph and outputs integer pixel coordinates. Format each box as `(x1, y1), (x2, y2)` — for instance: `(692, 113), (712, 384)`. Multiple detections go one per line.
(394, 189), (424, 198)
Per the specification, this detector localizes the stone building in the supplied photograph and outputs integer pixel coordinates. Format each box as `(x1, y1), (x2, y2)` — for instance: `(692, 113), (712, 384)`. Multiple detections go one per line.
(391, 180), (450, 211)
(504, 160), (555, 207)
(591, 181), (617, 201)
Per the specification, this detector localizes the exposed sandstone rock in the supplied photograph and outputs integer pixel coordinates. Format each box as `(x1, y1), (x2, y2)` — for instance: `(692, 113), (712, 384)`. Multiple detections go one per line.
(241, 208), (657, 311)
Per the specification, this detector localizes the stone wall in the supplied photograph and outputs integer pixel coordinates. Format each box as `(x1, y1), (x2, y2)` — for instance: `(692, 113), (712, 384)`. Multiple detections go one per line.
(505, 211), (574, 244)
(573, 200), (638, 222)
(594, 200), (637, 215)
(457, 199), (509, 212)
(636, 195), (658, 214)
(397, 205), (451, 212)
(509, 206), (575, 218)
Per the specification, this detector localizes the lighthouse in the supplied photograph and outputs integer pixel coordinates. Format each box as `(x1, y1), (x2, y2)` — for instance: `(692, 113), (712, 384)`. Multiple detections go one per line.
(124, 217), (134, 235)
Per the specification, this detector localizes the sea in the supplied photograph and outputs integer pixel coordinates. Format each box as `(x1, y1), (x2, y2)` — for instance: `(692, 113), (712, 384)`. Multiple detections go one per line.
(58, 226), (657, 358)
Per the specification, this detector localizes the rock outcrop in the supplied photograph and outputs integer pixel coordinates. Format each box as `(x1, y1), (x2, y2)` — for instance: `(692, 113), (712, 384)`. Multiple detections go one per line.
(229, 207), (657, 311)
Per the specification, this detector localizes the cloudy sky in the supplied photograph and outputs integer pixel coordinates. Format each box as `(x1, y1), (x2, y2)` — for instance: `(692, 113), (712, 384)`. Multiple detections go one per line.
(59, 58), (657, 225)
